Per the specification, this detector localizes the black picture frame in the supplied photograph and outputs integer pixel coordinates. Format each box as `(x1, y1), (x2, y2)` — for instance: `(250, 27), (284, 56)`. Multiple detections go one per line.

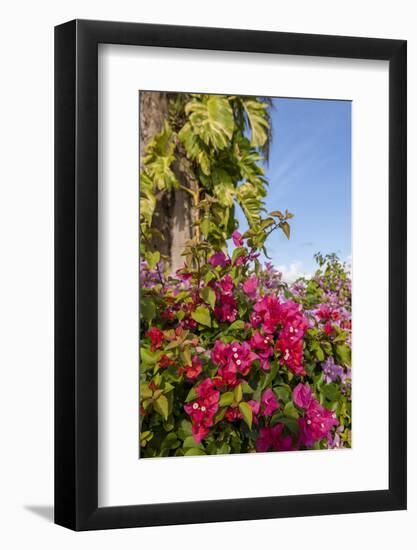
(55, 19), (407, 531)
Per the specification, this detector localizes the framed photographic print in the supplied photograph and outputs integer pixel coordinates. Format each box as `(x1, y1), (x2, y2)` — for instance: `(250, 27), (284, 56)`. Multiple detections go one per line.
(55, 19), (407, 530)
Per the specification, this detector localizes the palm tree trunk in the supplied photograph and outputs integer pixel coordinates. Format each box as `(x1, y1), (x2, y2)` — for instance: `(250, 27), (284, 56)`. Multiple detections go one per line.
(139, 91), (192, 272)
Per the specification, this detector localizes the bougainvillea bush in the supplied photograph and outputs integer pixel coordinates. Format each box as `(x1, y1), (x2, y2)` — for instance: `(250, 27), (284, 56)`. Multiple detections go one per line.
(139, 229), (352, 457)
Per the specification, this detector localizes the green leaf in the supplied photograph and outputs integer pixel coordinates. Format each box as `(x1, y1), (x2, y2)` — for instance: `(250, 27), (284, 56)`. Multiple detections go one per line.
(200, 287), (216, 309)
(141, 298), (156, 323)
(140, 382), (153, 400)
(213, 407), (227, 424)
(186, 95), (234, 150)
(242, 99), (269, 148)
(183, 435), (202, 449)
(191, 305), (211, 327)
(212, 169), (235, 207)
(200, 217), (210, 238)
(283, 401), (299, 419)
(140, 430), (154, 447)
(178, 419), (192, 440)
(142, 122), (179, 190)
(314, 345), (325, 362)
(241, 382), (254, 394)
(228, 320), (245, 331)
(185, 447), (206, 456)
(145, 250), (160, 270)
(217, 442), (231, 455)
(321, 383), (341, 402)
(280, 221), (291, 240)
(161, 432), (179, 450)
(153, 394), (169, 420)
(232, 246), (247, 264)
(140, 347), (160, 366)
(274, 385), (290, 402)
(219, 391), (234, 407)
(335, 344), (351, 367)
(234, 384), (243, 403)
(270, 414), (299, 434)
(185, 386), (198, 403)
(238, 402), (253, 429)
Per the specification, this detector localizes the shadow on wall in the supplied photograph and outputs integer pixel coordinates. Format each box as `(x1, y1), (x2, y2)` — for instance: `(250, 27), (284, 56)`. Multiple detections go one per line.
(24, 505), (54, 523)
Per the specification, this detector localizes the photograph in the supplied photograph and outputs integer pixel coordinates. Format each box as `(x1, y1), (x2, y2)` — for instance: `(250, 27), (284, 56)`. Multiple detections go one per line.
(139, 91), (352, 458)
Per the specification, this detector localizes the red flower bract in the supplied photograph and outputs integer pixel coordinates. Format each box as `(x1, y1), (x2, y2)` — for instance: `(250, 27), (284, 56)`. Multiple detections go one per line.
(256, 424), (293, 452)
(184, 378), (220, 443)
(146, 327), (164, 352)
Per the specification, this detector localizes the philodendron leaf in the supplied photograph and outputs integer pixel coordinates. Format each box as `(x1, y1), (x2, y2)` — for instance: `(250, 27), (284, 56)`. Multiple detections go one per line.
(186, 95), (234, 150)
(239, 402), (253, 429)
(191, 305), (211, 327)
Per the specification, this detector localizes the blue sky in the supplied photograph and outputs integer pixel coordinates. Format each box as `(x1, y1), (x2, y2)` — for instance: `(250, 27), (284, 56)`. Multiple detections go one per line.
(236, 97), (351, 280)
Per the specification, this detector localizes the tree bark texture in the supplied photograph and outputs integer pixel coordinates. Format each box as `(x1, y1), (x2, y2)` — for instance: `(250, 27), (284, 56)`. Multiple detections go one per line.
(139, 91), (192, 272)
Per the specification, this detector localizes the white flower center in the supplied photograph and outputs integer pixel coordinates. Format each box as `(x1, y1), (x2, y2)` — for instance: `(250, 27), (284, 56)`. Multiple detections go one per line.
(236, 359), (241, 366)
(289, 326), (294, 333)
(320, 423), (325, 429)
(306, 419), (311, 425)
(233, 353), (239, 359)
(232, 347), (237, 352)
(192, 403), (199, 410)
(263, 339), (268, 344)
(201, 406), (206, 412)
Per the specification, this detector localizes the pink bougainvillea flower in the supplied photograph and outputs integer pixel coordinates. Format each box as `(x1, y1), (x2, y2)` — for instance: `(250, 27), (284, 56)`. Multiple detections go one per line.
(214, 293), (238, 323)
(242, 275), (258, 299)
(261, 388), (280, 416)
(208, 251), (228, 268)
(323, 321), (333, 336)
(331, 309), (341, 321)
(161, 309), (175, 321)
(159, 354), (174, 368)
(183, 355), (203, 380)
(192, 423), (209, 444)
(217, 274), (234, 294)
(256, 424), (293, 453)
(211, 340), (259, 385)
(248, 399), (260, 416)
(225, 399), (260, 423)
(146, 327), (164, 352)
(253, 294), (282, 334)
(276, 337), (306, 376)
(225, 406), (241, 422)
(184, 378), (220, 443)
(234, 254), (248, 267)
(249, 331), (274, 370)
(316, 303), (331, 321)
(210, 340), (228, 367)
(225, 341), (259, 377)
(175, 268), (192, 282)
(232, 230), (244, 247)
(298, 399), (339, 447)
(292, 383), (313, 409)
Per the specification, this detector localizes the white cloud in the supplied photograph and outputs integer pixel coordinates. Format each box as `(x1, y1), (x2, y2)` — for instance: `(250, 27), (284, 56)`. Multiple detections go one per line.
(275, 261), (311, 283)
